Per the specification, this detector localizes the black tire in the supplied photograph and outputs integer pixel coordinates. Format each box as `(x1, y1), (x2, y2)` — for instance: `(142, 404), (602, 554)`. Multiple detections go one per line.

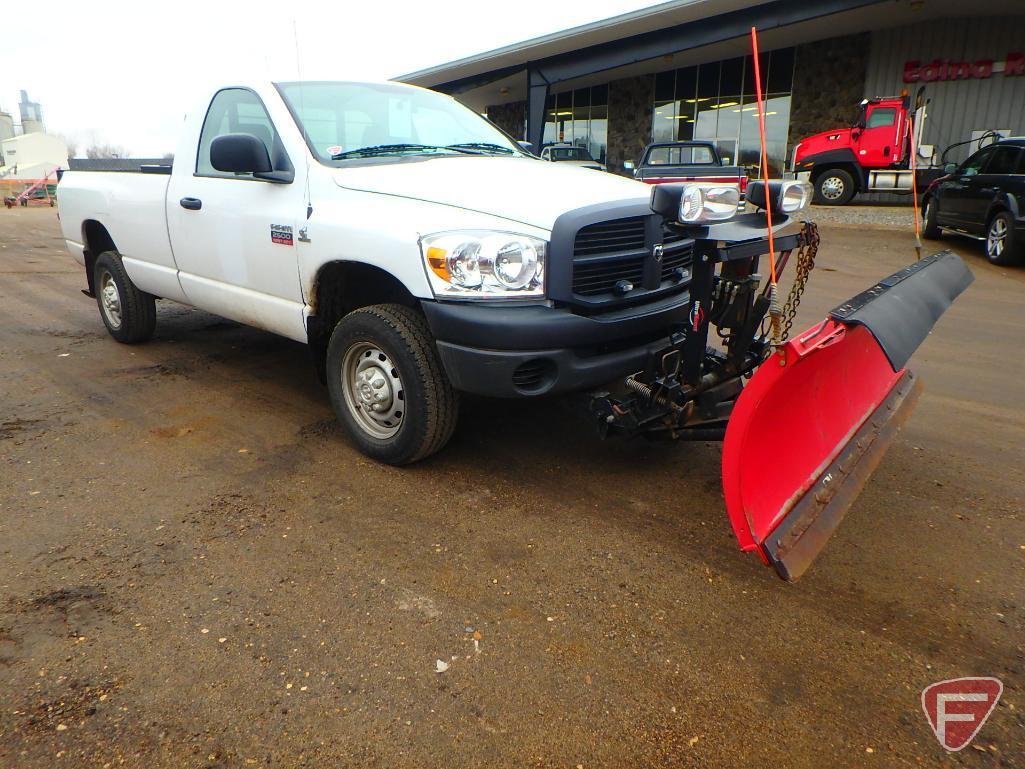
(92, 251), (157, 343)
(326, 304), (459, 465)
(922, 196), (941, 240)
(985, 211), (1023, 266)
(813, 168), (856, 206)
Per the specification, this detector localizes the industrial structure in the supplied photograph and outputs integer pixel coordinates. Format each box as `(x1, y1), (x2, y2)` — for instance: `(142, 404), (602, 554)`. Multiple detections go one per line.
(399, 0), (1024, 177)
(18, 90), (44, 135)
(0, 89), (68, 185)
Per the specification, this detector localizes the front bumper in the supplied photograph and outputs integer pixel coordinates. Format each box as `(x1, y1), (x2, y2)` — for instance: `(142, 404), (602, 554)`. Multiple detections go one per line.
(421, 292), (690, 398)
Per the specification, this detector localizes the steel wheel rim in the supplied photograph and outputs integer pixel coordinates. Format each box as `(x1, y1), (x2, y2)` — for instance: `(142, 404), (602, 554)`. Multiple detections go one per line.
(821, 176), (844, 200)
(100, 271), (122, 329)
(988, 218), (1006, 258)
(341, 342), (404, 439)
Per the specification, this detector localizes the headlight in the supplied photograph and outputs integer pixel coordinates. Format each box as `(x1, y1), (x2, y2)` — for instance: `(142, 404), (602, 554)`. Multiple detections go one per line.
(746, 180), (813, 215)
(779, 180), (813, 213)
(675, 183), (741, 223)
(421, 231), (546, 299)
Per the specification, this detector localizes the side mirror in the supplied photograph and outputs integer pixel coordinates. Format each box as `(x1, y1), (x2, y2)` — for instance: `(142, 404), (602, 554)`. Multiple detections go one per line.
(623, 160), (635, 171)
(721, 156), (732, 165)
(944, 162), (958, 174)
(517, 140), (534, 154)
(210, 133), (273, 175)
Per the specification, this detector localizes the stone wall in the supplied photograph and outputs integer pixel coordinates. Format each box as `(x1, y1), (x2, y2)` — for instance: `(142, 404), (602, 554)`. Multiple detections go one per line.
(607, 75), (654, 176)
(485, 100), (526, 140)
(788, 33), (870, 149)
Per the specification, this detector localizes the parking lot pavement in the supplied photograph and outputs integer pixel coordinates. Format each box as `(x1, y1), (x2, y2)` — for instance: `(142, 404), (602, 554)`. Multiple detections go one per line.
(1, 207), (1023, 768)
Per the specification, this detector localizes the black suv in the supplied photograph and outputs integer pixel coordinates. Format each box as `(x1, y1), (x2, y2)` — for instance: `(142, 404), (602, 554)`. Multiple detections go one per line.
(922, 138), (1025, 265)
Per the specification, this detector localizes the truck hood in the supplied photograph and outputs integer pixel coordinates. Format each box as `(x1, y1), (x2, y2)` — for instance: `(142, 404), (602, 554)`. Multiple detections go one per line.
(333, 155), (647, 230)
(795, 128), (853, 163)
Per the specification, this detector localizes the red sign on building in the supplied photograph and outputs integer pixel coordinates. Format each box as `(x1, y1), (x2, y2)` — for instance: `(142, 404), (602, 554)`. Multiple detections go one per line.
(904, 52), (1024, 83)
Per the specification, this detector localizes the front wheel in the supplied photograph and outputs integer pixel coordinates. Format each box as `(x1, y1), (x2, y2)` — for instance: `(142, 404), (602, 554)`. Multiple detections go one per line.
(986, 211), (1023, 266)
(922, 196), (941, 239)
(813, 168), (856, 206)
(326, 304), (459, 465)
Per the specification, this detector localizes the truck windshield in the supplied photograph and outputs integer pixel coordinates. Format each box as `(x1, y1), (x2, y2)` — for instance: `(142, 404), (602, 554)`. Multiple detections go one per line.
(276, 81), (524, 163)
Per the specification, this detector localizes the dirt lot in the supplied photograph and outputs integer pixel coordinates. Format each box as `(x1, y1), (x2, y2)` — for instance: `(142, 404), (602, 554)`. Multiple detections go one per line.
(1, 206), (1023, 768)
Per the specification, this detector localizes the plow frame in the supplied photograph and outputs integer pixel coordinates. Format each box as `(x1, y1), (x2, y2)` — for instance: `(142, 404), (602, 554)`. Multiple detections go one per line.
(589, 204), (973, 580)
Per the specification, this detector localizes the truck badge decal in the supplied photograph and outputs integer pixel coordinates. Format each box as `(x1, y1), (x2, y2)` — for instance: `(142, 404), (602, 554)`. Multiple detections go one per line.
(271, 224), (294, 246)
(652, 243), (664, 262)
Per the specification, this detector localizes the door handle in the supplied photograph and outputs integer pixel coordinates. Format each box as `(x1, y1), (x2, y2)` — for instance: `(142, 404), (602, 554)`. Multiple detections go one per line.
(179, 197), (202, 210)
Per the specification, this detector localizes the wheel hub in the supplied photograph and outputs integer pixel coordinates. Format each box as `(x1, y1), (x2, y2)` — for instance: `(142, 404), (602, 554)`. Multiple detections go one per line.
(355, 366), (393, 412)
(821, 176), (845, 200)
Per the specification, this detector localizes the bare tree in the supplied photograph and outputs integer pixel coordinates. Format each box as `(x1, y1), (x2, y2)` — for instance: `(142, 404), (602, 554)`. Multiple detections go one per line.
(85, 144), (125, 159)
(54, 133), (78, 159)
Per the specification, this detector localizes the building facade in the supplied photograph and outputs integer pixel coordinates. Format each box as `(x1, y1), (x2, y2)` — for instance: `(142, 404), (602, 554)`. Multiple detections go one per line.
(400, 1), (1024, 178)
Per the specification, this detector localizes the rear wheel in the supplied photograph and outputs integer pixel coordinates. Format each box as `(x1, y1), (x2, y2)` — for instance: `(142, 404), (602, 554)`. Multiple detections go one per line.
(986, 211), (1023, 266)
(326, 304), (459, 465)
(92, 251), (156, 343)
(922, 196), (941, 239)
(813, 168), (856, 206)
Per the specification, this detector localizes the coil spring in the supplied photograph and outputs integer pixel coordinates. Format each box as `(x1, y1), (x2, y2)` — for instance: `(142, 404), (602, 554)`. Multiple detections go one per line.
(625, 377), (685, 413)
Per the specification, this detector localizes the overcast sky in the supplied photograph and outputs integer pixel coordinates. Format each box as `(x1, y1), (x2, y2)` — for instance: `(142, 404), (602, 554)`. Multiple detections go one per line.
(3, 0), (657, 156)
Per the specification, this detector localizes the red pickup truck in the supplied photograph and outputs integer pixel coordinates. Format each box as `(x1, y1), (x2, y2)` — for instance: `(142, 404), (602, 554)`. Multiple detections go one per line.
(627, 140), (748, 194)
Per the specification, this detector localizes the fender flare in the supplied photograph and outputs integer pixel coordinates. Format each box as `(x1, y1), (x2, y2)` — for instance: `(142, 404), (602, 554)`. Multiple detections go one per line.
(985, 192), (1021, 224)
(799, 149), (864, 191)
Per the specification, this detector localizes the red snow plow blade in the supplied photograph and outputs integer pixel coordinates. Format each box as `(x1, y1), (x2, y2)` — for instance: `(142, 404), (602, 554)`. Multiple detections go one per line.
(722, 250), (973, 581)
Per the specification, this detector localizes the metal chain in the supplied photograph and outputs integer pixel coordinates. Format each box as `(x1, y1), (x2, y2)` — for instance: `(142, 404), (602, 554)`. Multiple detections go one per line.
(780, 221), (819, 342)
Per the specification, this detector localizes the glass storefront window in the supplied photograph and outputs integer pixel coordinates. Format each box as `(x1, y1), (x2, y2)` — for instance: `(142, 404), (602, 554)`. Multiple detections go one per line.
(653, 48), (795, 178)
(542, 86), (609, 164)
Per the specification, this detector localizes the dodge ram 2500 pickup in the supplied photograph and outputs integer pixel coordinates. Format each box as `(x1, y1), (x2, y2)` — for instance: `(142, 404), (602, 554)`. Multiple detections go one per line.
(57, 80), (972, 581)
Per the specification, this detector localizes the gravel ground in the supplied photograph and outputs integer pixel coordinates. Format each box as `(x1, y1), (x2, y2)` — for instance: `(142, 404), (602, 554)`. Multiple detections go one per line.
(805, 203), (922, 230)
(1, 208), (1023, 769)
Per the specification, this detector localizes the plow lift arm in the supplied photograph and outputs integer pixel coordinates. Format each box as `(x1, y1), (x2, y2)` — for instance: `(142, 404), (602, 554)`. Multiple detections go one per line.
(591, 180), (973, 581)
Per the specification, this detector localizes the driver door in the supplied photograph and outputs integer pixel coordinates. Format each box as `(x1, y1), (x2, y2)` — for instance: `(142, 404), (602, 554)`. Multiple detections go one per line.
(855, 105), (899, 168)
(942, 145), (996, 228)
(166, 88), (307, 341)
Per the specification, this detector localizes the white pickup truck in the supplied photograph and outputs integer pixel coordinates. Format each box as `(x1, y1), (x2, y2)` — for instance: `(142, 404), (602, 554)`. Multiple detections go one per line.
(57, 80), (705, 465)
(58, 79), (972, 580)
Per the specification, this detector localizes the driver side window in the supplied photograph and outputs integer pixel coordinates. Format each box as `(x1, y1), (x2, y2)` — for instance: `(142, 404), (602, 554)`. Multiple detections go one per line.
(960, 146), (996, 177)
(865, 108), (896, 129)
(197, 89), (283, 178)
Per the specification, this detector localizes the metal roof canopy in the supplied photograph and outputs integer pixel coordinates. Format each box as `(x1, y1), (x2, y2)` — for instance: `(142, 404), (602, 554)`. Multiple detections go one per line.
(407, 0), (888, 151)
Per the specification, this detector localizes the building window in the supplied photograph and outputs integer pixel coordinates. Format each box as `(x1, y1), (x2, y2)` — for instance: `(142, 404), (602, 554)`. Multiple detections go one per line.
(650, 48), (795, 177)
(543, 85), (608, 164)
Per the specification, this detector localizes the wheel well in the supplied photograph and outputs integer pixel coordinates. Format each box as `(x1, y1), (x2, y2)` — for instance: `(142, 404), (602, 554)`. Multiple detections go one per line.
(307, 261), (419, 380)
(81, 220), (118, 296)
(985, 203), (1010, 226)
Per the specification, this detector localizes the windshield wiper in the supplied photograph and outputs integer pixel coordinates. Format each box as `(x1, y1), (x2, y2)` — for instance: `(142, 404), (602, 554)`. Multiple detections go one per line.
(444, 142), (517, 155)
(331, 143), (471, 160)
